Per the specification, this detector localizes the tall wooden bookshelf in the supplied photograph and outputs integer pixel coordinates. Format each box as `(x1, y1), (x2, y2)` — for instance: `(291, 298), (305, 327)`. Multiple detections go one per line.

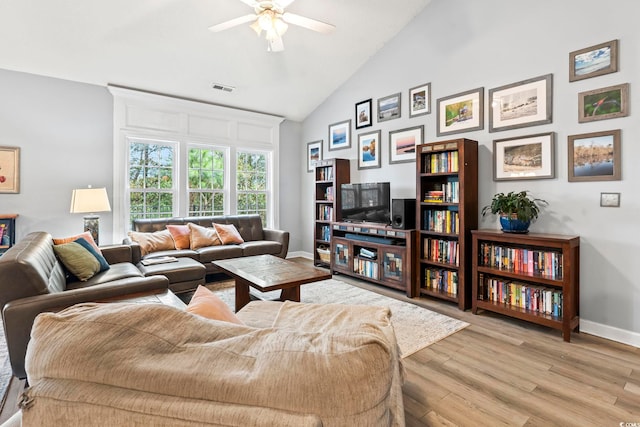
(0, 214), (18, 256)
(416, 139), (477, 310)
(313, 159), (350, 267)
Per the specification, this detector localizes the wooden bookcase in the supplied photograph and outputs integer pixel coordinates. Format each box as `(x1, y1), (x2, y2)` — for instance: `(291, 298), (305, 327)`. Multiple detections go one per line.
(0, 214), (18, 256)
(331, 222), (416, 297)
(313, 159), (350, 267)
(416, 138), (477, 310)
(471, 230), (580, 342)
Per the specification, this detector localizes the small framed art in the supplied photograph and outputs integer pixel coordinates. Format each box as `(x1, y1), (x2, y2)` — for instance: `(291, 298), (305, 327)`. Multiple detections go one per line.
(493, 132), (555, 181)
(568, 129), (621, 182)
(307, 140), (322, 173)
(489, 74), (553, 132)
(578, 83), (629, 123)
(377, 93), (401, 122)
(600, 192), (621, 207)
(409, 83), (431, 118)
(357, 130), (381, 170)
(0, 146), (20, 194)
(389, 125), (423, 164)
(569, 39), (618, 82)
(328, 120), (351, 151)
(355, 99), (372, 129)
(436, 88), (484, 136)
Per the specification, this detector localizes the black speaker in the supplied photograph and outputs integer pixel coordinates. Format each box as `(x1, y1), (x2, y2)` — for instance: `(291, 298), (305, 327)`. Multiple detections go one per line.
(391, 198), (416, 229)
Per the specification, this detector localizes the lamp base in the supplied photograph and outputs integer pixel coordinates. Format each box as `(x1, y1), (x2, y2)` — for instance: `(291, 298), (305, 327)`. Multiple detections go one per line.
(83, 215), (100, 245)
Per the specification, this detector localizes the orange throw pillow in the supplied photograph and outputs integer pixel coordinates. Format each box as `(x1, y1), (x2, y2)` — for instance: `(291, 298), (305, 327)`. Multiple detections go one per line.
(53, 231), (101, 253)
(128, 229), (175, 256)
(166, 224), (191, 250)
(186, 285), (244, 325)
(213, 223), (244, 245)
(187, 223), (222, 249)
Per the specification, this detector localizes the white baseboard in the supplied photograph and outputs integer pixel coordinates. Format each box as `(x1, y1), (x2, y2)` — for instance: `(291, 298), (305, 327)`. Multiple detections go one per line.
(580, 320), (640, 348)
(287, 251), (313, 260)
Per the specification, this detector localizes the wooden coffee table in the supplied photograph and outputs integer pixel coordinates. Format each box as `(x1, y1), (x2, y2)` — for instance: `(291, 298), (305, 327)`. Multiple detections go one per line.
(213, 255), (332, 311)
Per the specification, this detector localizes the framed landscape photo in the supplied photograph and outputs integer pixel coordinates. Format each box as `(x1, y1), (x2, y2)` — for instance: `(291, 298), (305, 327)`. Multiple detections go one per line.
(328, 119), (351, 151)
(489, 74), (553, 132)
(389, 125), (423, 164)
(0, 146), (20, 194)
(436, 87), (484, 136)
(306, 140), (322, 172)
(355, 99), (373, 129)
(357, 130), (381, 170)
(578, 83), (629, 123)
(409, 83), (431, 118)
(493, 132), (555, 181)
(569, 39), (618, 82)
(568, 129), (621, 182)
(377, 92), (401, 122)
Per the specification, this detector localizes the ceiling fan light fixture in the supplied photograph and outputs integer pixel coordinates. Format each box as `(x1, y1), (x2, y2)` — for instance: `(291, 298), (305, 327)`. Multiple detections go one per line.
(250, 19), (262, 36)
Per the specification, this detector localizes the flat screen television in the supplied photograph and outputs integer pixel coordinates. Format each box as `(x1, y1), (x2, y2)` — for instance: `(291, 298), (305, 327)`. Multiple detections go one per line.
(340, 182), (391, 224)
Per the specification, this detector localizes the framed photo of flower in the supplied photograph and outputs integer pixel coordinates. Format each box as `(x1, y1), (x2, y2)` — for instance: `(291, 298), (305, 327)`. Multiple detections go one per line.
(578, 83), (629, 123)
(377, 93), (401, 122)
(328, 120), (351, 151)
(489, 74), (553, 132)
(569, 39), (618, 82)
(436, 88), (484, 136)
(568, 129), (621, 182)
(409, 83), (431, 118)
(493, 132), (555, 181)
(389, 125), (423, 164)
(0, 146), (20, 194)
(355, 99), (372, 129)
(357, 130), (381, 170)
(306, 140), (322, 173)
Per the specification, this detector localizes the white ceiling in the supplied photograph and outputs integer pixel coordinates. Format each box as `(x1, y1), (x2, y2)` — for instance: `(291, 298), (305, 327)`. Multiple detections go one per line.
(0, 0), (432, 121)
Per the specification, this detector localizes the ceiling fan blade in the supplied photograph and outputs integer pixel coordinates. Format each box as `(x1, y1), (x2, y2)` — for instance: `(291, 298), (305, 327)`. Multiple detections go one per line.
(281, 12), (335, 34)
(208, 14), (257, 32)
(268, 36), (284, 52)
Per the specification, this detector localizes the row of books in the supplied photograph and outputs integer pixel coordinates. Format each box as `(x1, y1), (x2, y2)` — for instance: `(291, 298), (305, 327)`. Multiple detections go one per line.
(354, 258), (379, 280)
(424, 268), (458, 296)
(334, 244), (349, 265)
(317, 166), (333, 181)
(423, 209), (459, 234)
(383, 253), (403, 278)
(478, 242), (563, 279)
(478, 274), (563, 318)
(423, 238), (459, 266)
(319, 225), (330, 242)
(423, 181), (459, 203)
(423, 151), (459, 174)
(318, 205), (333, 221)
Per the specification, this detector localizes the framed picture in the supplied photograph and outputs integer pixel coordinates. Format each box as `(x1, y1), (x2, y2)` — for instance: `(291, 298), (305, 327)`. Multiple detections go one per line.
(377, 92), (401, 122)
(409, 83), (431, 118)
(489, 74), (553, 132)
(306, 140), (322, 173)
(569, 39), (619, 82)
(578, 83), (629, 123)
(357, 130), (381, 170)
(600, 192), (621, 207)
(436, 87), (484, 136)
(0, 146), (20, 194)
(493, 132), (555, 181)
(568, 129), (621, 182)
(355, 99), (373, 129)
(328, 119), (351, 151)
(389, 125), (423, 164)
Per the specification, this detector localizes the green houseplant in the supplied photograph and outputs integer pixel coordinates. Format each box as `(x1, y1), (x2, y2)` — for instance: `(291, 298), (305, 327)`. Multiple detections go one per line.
(481, 191), (547, 233)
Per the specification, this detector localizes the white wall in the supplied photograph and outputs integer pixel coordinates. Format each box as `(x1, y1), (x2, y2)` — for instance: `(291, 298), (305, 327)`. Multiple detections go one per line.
(301, 0), (640, 343)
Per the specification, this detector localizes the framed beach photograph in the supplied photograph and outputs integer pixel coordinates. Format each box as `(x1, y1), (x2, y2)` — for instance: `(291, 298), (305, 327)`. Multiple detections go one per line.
(409, 83), (431, 118)
(377, 92), (401, 122)
(569, 39), (619, 82)
(355, 99), (373, 129)
(489, 74), (553, 132)
(578, 83), (629, 123)
(436, 88), (484, 136)
(357, 130), (381, 170)
(568, 129), (621, 182)
(493, 132), (555, 181)
(389, 125), (423, 164)
(306, 140), (322, 172)
(328, 119), (351, 151)
(0, 146), (20, 194)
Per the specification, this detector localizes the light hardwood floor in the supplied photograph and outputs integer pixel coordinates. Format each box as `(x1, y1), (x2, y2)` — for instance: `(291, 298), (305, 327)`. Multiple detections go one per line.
(2, 259), (639, 426)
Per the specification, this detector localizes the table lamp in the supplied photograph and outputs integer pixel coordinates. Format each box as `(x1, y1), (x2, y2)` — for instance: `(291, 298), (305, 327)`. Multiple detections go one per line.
(70, 186), (112, 245)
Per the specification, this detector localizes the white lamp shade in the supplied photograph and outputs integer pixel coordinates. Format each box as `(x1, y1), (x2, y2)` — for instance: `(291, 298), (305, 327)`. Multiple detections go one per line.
(70, 188), (112, 214)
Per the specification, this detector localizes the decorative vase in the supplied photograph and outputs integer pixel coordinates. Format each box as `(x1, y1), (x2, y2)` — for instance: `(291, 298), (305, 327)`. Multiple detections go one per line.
(499, 214), (530, 234)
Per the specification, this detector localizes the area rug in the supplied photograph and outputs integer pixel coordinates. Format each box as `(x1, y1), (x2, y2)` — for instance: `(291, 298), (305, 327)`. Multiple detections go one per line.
(207, 279), (469, 358)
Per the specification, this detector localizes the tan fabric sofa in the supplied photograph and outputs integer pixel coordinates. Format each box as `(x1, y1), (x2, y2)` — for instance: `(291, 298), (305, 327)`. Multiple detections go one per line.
(18, 300), (405, 426)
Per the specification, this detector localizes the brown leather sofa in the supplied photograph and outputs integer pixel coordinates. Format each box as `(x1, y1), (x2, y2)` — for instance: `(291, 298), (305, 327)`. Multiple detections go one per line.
(0, 231), (169, 379)
(127, 214), (290, 275)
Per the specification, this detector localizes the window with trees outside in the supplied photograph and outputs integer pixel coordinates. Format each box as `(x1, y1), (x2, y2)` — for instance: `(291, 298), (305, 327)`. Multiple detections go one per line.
(188, 146), (226, 216)
(236, 150), (269, 225)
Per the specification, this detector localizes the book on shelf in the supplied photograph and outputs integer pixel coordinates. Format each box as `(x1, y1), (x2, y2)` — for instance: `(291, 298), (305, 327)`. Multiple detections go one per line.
(326, 186), (334, 201)
(424, 267), (458, 296)
(358, 247), (377, 259)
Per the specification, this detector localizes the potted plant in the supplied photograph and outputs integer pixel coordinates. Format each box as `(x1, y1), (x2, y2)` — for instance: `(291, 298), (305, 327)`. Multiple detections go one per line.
(481, 191), (547, 233)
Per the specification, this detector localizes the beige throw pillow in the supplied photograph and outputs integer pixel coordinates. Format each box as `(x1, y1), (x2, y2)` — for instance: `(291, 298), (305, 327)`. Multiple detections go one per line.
(128, 229), (175, 256)
(187, 223), (222, 249)
(213, 223), (244, 245)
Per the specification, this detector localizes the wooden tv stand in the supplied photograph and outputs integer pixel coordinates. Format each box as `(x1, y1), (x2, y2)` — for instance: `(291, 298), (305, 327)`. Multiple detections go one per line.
(330, 222), (416, 297)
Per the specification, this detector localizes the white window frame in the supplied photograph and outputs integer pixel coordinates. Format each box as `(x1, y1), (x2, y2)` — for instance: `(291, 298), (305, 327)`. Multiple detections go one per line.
(235, 148), (272, 222)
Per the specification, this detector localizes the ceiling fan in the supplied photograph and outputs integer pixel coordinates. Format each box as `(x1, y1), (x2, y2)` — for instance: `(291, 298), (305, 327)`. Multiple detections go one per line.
(209, 0), (335, 52)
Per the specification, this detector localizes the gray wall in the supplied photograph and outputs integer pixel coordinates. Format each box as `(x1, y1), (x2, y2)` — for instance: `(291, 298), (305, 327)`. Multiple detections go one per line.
(301, 0), (640, 338)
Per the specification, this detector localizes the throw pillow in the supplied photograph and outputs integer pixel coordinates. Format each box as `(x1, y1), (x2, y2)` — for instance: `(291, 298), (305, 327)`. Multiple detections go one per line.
(53, 231), (101, 253)
(186, 285), (244, 325)
(166, 225), (191, 250)
(128, 229), (175, 256)
(187, 223), (222, 250)
(53, 241), (101, 281)
(74, 237), (110, 272)
(213, 223), (244, 245)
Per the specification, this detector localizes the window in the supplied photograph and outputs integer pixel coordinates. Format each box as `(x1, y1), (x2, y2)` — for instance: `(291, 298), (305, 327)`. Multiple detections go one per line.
(236, 150), (269, 225)
(188, 146), (226, 216)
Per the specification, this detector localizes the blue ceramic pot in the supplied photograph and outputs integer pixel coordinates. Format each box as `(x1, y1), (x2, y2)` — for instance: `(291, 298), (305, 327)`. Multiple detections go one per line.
(499, 214), (530, 234)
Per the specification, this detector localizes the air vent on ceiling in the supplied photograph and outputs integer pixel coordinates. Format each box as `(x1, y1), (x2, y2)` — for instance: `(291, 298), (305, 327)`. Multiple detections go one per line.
(211, 83), (235, 93)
